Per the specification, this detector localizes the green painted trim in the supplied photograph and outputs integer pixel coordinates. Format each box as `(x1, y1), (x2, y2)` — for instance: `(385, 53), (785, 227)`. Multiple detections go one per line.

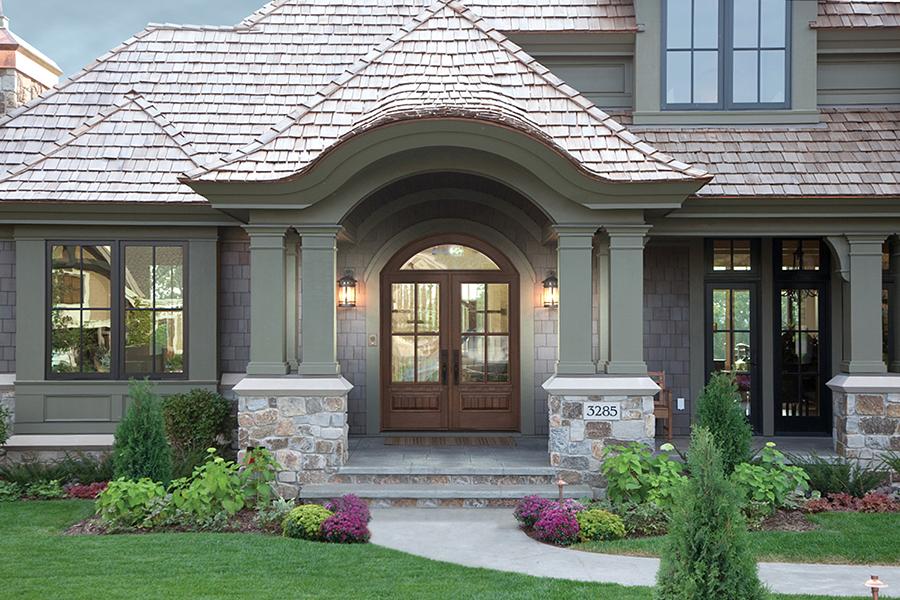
(555, 226), (598, 376)
(244, 225), (290, 375)
(843, 235), (888, 374)
(632, 109), (820, 125)
(297, 228), (340, 377)
(688, 239), (705, 423)
(817, 30), (900, 54)
(0, 203), (238, 226)
(187, 239), (218, 383)
(760, 238), (775, 436)
(508, 32), (636, 56)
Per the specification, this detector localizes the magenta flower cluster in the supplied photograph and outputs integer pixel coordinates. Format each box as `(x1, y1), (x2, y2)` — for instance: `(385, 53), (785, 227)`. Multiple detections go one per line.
(321, 494), (371, 543)
(514, 495), (585, 546)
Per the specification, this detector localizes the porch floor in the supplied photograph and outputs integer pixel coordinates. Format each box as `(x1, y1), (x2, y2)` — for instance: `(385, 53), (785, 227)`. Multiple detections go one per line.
(659, 435), (836, 458)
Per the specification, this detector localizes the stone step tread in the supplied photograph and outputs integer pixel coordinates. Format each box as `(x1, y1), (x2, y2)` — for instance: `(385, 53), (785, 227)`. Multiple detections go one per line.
(301, 483), (591, 500)
(337, 466), (556, 476)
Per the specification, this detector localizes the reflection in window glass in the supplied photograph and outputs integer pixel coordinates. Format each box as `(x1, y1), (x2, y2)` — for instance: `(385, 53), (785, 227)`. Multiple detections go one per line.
(711, 288), (753, 417)
(780, 288), (821, 417)
(459, 283), (510, 384)
(401, 245), (499, 270)
(781, 240), (821, 271)
(712, 239), (752, 271)
(390, 282), (442, 384)
(665, 0), (719, 105)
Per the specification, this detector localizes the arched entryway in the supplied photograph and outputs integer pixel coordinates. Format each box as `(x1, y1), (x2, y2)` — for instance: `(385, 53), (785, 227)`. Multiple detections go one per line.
(380, 234), (520, 431)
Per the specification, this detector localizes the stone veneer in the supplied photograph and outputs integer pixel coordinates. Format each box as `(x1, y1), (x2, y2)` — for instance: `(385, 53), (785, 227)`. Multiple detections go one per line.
(547, 392), (655, 493)
(237, 393), (349, 499)
(833, 390), (900, 466)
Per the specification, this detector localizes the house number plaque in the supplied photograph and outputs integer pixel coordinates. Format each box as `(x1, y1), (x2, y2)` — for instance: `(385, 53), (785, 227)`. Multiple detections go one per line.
(583, 401), (621, 421)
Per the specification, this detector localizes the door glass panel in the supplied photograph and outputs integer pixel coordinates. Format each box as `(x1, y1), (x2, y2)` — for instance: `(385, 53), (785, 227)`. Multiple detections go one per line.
(779, 288), (821, 419)
(461, 335), (484, 383)
(391, 336), (415, 383)
(417, 283), (440, 333)
(461, 283), (486, 333)
(487, 336), (510, 383)
(416, 336), (440, 383)
(487, 284), (509, 333)
(391, 284), (415, 333)
(710, 288), (753, 418)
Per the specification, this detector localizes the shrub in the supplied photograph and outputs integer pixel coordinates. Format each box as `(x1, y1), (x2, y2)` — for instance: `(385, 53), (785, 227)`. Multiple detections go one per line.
(695, 373), (752, 474)
(113, 379), (172, 484)
(65, 481), (108, 500)
(324, 494), (371, 523)
(514, 495), (552, 527)
(613, 501), (670, 537)
(533, 504), (580, 546)
(655, 427), (766, 600)
(790, 452), (887, 497)
(601, 443), (686, 507)
(322, 510), (371, 543)
(95, 478), (166, 528)
(0, 458), (68, 485)
(162, 389), (231, 470)
(804, 492), (899, 513)
(241, 447), (279, 508)
(0, 452), (112, 486)
(23, 479), (65, 500)
(283, 504), (333, 540)
(169, 448), (245, 520)
(58, 452), (114, 485)
(576, 509), (626, 542)
(0, 480), (21, 501)
(730, 442), (809, 514)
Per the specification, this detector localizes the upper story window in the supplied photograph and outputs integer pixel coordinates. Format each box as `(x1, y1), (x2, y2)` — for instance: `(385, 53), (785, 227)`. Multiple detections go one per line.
(49, 241), (187, 380)
(664, 0), (790, 110)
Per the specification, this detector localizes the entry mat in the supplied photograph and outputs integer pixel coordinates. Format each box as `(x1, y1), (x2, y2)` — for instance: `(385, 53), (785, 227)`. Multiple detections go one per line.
(384, 436), (516, 447)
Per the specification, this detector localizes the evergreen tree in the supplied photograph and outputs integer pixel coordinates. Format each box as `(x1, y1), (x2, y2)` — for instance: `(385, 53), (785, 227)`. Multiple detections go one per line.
(696, 372), (752, 474)
(655, 426), (767, 600)
(113, 379), (172, 484)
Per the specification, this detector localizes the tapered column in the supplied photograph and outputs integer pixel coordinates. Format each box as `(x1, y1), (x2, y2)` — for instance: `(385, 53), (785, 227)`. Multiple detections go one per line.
(843, 234), (887, 373)
(891, 237), (900, 373)
(285, 230), (299, 371)
(245, 225), (290, 376)
(555, 226), (597, 375)
(606, 226), (651, 375)
(298, 227), (341, 376)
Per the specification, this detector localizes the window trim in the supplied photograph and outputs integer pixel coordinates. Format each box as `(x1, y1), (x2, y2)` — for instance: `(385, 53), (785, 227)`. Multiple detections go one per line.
(46, 240), (189, 381)
(662, 0), (792, 111)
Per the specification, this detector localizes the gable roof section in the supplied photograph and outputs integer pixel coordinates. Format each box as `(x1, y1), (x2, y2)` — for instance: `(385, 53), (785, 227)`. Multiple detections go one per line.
(0, 92), (204, 203)
(188, 0), (706, 184)
(815, 0), (900, 28)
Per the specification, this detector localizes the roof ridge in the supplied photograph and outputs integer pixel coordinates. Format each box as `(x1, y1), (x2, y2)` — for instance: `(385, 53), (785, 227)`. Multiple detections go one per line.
(1, 91), (201, 183)
(239, 0), (293, 28)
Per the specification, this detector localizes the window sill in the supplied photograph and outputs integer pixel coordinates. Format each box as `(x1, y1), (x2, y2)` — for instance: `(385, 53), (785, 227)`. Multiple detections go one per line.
(631, 109), (820, 127)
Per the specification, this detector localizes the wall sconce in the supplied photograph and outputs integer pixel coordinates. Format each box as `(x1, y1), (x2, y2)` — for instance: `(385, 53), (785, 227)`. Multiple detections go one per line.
(542, 272), (559, 308)
(338, 271), (357, 308)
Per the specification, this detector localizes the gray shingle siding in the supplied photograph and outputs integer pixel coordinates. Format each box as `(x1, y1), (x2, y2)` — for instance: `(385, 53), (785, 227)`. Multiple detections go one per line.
(218, 231), (251, 375)
(0, 241), (14, 374)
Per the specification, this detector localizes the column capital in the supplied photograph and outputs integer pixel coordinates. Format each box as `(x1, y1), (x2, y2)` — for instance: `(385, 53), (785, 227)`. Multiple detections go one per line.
(552, 224), (599, 237)
(295, 224), (343, 237)
(604, 224), (652, 246)
(846, 233), (888, 256)
(244, 225), (289, 249)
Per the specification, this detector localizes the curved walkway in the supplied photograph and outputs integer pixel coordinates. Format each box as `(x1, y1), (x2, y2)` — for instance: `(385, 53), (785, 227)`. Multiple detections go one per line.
(370, 508), (900, 597)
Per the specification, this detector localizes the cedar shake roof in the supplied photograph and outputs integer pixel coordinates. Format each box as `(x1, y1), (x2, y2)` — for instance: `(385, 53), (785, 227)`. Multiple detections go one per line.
(0, 0), (897, 204)
(814, 0), (900, 29)
(187, 1), (704, 184)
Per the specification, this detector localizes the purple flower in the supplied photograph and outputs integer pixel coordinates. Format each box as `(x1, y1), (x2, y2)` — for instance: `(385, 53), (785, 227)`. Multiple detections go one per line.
(325, 494), (371, 523)
(321, 510), (371, 543)
(514, 495), (553, 527)
(533, 506), (580, 546)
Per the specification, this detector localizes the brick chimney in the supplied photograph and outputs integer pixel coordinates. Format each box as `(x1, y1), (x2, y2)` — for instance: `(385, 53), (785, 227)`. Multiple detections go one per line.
(0, 2), (62, 115)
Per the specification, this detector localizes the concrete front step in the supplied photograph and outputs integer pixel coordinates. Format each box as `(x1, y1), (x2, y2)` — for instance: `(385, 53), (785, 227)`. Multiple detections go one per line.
(329, 473), (558, 485)
(300, 483), (593, 508)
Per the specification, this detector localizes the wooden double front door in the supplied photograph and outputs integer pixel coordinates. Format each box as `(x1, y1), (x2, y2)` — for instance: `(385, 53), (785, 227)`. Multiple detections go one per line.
(380, 238), (520, 431)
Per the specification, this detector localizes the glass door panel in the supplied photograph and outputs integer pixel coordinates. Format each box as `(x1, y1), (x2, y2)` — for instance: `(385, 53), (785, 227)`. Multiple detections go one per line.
(777, 287), (826, 429)
(390, 282), (441, 383)
(710, 287), (755, 422)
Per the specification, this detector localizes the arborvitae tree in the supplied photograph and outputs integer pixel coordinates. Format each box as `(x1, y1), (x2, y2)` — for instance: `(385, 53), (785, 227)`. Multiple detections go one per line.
(695, 372), (752, 474)
(655, 426), (767, 600)
(113, 379), (172, 484)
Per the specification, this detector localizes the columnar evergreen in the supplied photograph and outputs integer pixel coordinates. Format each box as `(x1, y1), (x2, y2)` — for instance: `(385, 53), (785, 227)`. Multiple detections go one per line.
(113, 379), (172, 484)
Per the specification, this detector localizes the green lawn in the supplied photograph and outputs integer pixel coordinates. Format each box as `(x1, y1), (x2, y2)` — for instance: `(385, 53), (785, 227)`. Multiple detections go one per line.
(576, 512), (900, 565)
(0, 501), (869, 600)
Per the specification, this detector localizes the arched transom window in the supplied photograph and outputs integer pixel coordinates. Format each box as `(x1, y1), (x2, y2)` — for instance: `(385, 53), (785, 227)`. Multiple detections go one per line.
(400, 244), (500, 271)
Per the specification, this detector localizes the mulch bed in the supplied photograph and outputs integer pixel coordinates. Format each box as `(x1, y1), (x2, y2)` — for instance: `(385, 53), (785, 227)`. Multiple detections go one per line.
(758, 509), (819, 533)
(64, 509), (280, 536)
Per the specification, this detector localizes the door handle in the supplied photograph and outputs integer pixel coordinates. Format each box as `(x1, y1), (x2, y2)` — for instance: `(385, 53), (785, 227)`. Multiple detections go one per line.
(453, 349), (460, 385)
(440, 350), (448, 385)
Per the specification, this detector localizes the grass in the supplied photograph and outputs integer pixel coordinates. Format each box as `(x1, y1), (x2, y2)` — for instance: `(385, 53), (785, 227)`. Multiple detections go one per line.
(0, 500), (870, 600)
(576, 512), (900, 565)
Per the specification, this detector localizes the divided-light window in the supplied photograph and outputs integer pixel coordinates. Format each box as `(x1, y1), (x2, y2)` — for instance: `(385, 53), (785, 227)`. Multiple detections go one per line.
(664, 0), (790, 109)
(49, 242), (187, 379)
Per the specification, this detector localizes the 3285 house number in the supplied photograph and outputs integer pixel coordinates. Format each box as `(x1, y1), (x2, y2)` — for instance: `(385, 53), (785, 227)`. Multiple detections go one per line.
(583, 401), (621, 421)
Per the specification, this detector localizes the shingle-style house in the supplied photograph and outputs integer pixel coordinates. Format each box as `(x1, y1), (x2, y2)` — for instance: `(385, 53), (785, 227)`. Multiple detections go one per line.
(2, 0), (900, 499)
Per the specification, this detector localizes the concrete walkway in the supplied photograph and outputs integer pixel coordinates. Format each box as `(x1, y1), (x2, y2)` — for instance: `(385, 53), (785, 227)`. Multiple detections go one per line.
(369, 508), (900, 597)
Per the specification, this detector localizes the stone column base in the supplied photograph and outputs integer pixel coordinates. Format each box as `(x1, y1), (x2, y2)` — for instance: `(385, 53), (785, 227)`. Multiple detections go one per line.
(543, 375), (659, 496)
(828, 375), (900, 467)
(234, 376), (353, 499)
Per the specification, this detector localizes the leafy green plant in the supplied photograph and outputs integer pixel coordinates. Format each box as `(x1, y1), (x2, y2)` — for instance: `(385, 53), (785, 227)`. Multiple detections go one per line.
(0, 480), (21, 501)
(241, 447), (279, 508)
(576, 509), (626, 542)
(283, 504), (333, 541)
(0, 403), (10, 447)
(168, 448), (245, 520)
(257, 496), (296, 531)
(695, 372), (752, 474)
(601, 443), (686, 507)
(0, 452), (112, 486)
(23, 479), (65, 500)
(656, 427), (766, 600)
(884, 451), (900, 481)
(730, 443), (809, 514)
(0, 459), (68, 485)
(788, 452), (886, 497)
(113, 379), (172, 484)
(162, 389), (231, 471)
(95, 478), (166, 528)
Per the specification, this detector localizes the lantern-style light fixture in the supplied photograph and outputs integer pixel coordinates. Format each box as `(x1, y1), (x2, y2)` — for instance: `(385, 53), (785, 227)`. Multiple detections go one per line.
(542, 272), (559, 308)
(338, 271), (357, 308)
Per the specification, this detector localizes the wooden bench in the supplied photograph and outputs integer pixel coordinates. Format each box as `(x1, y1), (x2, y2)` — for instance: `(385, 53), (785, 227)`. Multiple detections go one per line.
(648, 371), (673, 441)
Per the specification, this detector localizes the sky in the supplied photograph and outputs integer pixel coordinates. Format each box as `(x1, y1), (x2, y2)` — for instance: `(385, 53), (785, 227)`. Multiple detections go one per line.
(4, 0), (267, 75)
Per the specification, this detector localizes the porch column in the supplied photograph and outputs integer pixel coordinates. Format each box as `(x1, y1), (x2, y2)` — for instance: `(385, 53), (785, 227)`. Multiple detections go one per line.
(245, 225), (289, 375)
(843, 234), (887, 374)
(606, 226), (651, 375)
(890, 236), (900, 373)
(297, 227), (341, 376)
(555, 226), (597, 375)
(285, 231), (299, 371)
(595, 236), (611, 372)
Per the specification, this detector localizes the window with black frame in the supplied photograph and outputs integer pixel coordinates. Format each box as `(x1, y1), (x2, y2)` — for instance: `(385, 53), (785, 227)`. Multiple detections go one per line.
(663, 0), (790, 110)
(48, 242), (186, 380)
